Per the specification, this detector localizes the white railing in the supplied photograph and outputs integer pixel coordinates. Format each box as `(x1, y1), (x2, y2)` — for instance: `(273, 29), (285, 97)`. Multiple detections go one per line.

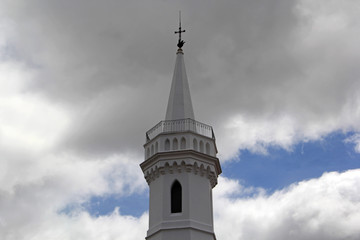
(146, 118), (214, 142)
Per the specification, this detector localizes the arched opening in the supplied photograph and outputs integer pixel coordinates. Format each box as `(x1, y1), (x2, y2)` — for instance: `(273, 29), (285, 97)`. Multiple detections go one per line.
(193, 138), (198, 151)
(173, 138), (178, 150)
(180, 137), (186, 149)
(155, 142), (158, 153)
(151, 145), (154, 155)
(146, 148), (150, 158)
(206, 142), (210, 155)
(200, 141), (204, 153)
(171, 180), (182, 213)
(165, 139), (170, 151)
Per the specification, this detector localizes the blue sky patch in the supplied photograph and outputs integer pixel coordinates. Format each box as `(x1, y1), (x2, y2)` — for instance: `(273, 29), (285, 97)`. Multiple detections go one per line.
(223, 131), (360, 192)
(82, 191), (149, 217)
(76, 132), (360, 217)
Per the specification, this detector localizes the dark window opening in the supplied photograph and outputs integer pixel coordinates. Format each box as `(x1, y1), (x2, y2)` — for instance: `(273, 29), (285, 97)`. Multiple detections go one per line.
(165, 139), (170, 151)
(171, 180), (182, 213)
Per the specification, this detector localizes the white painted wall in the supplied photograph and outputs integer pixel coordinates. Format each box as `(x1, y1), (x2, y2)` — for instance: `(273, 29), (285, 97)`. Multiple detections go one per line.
(144, 132), (217, 160)
(141, 145), (221, 240)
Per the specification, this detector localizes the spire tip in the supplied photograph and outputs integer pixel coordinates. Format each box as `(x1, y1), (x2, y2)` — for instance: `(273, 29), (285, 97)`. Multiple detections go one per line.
(174, 11), (185, 49)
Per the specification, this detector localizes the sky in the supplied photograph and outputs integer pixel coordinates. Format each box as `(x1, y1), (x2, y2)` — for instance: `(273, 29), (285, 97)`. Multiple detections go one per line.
(0, 0), (360, 239)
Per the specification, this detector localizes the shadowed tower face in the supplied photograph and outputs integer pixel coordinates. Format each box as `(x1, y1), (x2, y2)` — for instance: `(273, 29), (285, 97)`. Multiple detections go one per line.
(140, 19), (221, 240)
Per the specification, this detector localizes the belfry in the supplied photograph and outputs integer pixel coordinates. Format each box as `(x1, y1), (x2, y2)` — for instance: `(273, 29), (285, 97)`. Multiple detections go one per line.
(140, 17), (222, 240)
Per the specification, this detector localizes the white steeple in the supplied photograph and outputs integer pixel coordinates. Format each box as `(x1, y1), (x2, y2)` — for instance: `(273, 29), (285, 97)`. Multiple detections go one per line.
(165, 49), (195, 120)
(141, 17), (221, 240)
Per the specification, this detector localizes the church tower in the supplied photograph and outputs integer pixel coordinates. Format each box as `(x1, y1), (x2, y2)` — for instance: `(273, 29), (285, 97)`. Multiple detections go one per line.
(140, 17), (221, 240)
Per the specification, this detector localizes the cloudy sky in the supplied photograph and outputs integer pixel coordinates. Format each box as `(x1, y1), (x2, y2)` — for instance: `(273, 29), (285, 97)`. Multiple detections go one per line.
(1, 0), (360, 239)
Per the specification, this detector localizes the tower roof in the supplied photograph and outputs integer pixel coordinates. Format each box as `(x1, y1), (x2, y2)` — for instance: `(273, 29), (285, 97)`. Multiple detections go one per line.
(165, 49), (195, 120)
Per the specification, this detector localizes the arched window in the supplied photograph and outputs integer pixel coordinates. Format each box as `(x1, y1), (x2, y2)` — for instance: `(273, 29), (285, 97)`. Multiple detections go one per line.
(171, 180), (182, 213)
(180, 137), (186, 149)
(173, 138), (178, 150)
(193, 139), (198, 151)
(155, 142), (158, 153)
(147, 148), (150, 158)
(206, 143), (210, 155)
(151, 145), (154, 155)
(165, 139), (170, 151)
(200, 141), (204, 153)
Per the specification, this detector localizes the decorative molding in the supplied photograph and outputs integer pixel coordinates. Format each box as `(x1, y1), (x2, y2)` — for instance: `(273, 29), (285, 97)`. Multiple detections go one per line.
(142, 156), (219, 188)
(147, 219), (215, 239)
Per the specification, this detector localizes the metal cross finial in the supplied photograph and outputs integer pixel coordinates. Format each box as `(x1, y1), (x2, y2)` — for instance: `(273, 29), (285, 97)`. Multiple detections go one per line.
(174, 11), (185, 49)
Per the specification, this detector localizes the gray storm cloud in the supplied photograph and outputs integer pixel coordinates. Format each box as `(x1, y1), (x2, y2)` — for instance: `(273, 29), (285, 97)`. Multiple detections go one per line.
(0, 0), (360, 239)
(4, 0), (359, 158)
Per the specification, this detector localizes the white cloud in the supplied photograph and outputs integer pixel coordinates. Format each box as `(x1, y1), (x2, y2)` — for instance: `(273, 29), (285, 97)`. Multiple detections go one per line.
(1, 207), (148, 240)
(213, 0), (360, 160)
(0, 1), (359, 239)
(345, 134), (360, 153)
(3, 165), (358, 240)
(0, 0), (359, 161)
(0, 61), (69, 152)
(0, 151), (147, 240)
(213, 169), (360, 240)
(218, 114), (297, 160)
(0, 65), (146, 238)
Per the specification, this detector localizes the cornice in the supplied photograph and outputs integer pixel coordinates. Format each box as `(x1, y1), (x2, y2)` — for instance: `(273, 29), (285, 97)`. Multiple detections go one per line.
(140, 150), (221, 188)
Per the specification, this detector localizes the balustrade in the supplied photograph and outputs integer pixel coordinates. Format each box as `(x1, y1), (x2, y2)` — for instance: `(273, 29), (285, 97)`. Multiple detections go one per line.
(146, 118), (214, 142)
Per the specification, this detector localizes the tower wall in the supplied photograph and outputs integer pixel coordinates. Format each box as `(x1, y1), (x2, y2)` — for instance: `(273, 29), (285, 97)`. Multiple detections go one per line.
(141, 45), (221, 240)
(145, 132), (217, 160)
(141, 148), (220, 240)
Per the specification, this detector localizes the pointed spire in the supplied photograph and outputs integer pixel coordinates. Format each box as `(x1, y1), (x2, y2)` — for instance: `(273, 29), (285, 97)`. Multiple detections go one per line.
(165, 17), (194, 121)
(165, 50), (195, 120)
